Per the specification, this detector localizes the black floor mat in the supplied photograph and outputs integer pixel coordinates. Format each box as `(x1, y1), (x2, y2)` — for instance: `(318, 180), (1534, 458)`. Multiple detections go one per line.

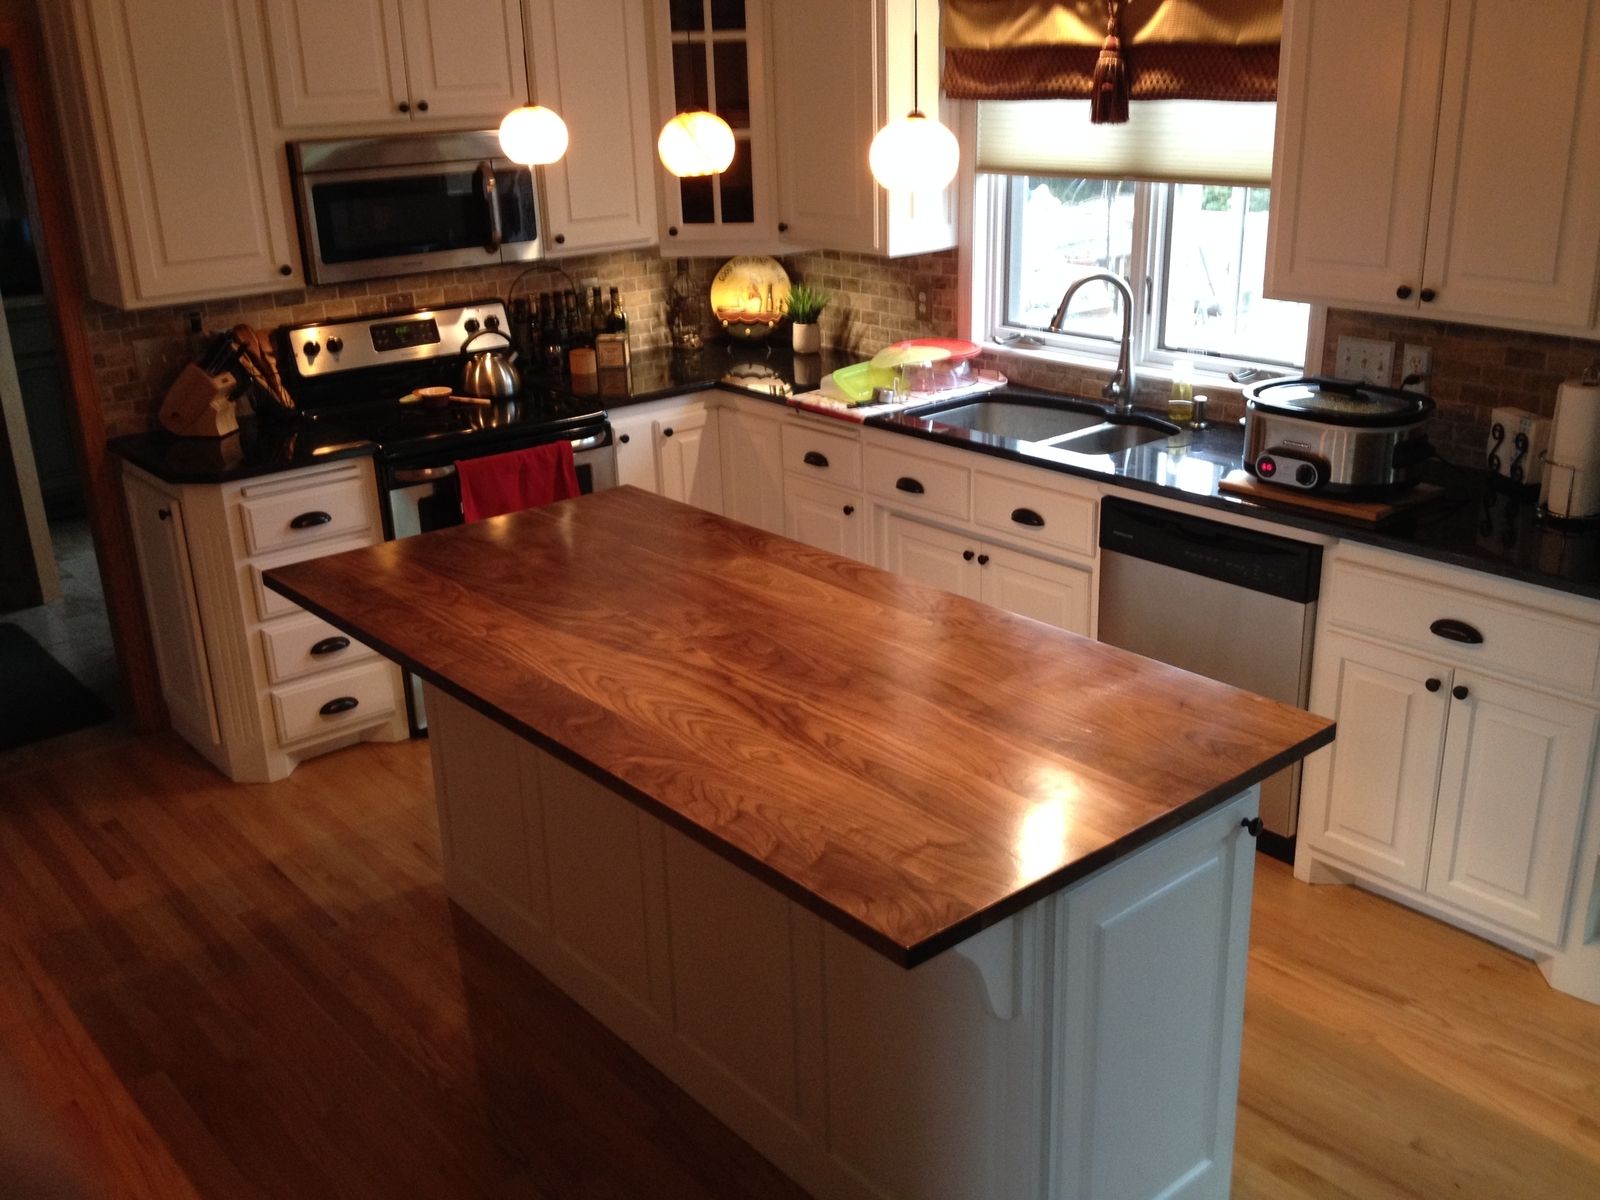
(0, 623), (113, 750)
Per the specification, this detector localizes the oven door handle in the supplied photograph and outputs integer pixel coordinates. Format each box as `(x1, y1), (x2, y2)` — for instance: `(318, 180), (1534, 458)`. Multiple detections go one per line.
(570, 432), (608, 453)
(478, 161), (503, 252)
(392, 464), (457, 484)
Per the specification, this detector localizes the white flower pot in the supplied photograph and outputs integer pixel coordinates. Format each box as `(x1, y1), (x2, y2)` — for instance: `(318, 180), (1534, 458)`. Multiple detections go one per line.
(792, 322), (821, 354)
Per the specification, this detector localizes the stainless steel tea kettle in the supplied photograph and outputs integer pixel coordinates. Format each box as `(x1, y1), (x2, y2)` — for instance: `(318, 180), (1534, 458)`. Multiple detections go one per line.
(459, 328), (520, 399)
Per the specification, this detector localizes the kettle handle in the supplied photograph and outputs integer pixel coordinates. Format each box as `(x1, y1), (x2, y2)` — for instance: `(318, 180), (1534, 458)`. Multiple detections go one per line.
(461, 328), (514, 354)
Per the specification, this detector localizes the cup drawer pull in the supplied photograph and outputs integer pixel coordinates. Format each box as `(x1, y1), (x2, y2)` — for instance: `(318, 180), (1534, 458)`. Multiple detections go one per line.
(895, 476), (925, 495)
(310, 636), (351, 657)
(1429, 618), (1484, 645)
(1010, 506), (1045, 527)
(803, 450), (829, 469)
(290, 510), (334, 530)
(319, 696), (360, 716)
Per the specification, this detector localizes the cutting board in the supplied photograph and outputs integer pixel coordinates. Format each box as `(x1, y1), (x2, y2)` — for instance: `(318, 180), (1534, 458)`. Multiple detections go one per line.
(1219, 469), (1445, 524)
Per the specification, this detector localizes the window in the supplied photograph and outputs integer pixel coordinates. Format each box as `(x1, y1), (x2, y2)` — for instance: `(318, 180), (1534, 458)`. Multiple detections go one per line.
(987, 173), (1309, 377)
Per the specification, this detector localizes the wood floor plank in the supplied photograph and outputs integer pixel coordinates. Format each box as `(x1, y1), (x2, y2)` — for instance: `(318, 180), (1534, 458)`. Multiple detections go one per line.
(0, 731), (1596, 1199)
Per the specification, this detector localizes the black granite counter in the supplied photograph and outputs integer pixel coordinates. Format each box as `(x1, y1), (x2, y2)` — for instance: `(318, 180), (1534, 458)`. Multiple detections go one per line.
(534, 339), (858, 408)
(868, 391), (1600, 602)
(109, 417), (375, 485)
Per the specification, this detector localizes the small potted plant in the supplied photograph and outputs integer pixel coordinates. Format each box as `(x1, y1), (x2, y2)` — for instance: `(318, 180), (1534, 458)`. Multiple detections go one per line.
(784, 283), (830, 354)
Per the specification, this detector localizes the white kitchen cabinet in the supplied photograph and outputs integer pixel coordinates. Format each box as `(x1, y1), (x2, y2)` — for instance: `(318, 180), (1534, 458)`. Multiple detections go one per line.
(655, 405), (724, 514)
(41, 0), (302, 307)
(1267, 0), (1600, 336)
(611, 408), (660, 492)
(770, 0), (956, 257)
(526, 0), (657, 255)
(120, 459), (406, 782)
(124, 473), (221, 754)
(1298, 544), (1600, 997)
(879, 514), (980, 600)
(718, 402), (785, 534)
(783, 475), (864, 562)
(263, 0), (527, 129)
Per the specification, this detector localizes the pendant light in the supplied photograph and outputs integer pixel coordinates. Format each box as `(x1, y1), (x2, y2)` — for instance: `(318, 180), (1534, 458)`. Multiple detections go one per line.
(498, 103), (569, 166)
(868, 1), (959, 191)
(658, 3), (735, 177)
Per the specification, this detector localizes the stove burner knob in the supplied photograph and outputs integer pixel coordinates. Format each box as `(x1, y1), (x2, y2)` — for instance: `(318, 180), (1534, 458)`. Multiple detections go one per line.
(326, 336), (343, 355)
(484, 314), (500, 331)
(303, 340), (320, 362)
(463, 318), (480, 334)
(1295, 462), (1319, 487)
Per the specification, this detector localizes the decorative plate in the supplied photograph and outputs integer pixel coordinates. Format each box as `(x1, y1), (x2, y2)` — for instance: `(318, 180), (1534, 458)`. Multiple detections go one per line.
(710, 256), (791, 342)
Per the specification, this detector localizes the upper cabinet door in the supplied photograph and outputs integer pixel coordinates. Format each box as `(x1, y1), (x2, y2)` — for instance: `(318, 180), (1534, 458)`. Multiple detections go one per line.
(771, 0), (955, 258)
(527, 0), (658, 255)
(83, 0), (300, 304)
(398, 0), (527, 123)
(1265, 0), (1449, 311)
(1420, 0), (1600, 331)
(262, 0), (410, 127)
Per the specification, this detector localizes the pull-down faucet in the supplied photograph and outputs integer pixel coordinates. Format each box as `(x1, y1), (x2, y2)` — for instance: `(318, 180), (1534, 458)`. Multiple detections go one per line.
(1049, 271), (1137, 414)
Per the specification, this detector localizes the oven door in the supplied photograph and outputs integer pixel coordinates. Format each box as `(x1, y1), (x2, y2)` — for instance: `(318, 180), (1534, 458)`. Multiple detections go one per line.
(297, 158), (540, 285)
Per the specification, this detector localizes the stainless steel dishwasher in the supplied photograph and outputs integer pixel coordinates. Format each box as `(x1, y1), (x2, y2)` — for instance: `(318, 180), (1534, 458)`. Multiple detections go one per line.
(1097, 496), (1322, 860)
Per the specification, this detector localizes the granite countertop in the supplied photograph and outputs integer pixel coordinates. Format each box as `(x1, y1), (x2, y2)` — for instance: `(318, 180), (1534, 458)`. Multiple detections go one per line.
(533, 339), (858, 407)
(264, 486), (1332, 965)
(109, 416), (376, 485)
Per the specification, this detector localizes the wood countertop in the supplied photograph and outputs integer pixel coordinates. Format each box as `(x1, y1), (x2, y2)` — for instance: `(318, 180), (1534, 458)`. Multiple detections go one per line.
(266, 487), (1333, 966)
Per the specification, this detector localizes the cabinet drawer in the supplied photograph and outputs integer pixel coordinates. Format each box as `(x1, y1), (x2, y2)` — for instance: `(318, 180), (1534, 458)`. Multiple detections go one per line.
(238, 476), (372, 555)
(863, 443), (970, 520)
(270, 660), (397, 746)
(1323, 561), (1600, 697)
(973, 470), (1096, 558)
(781, 421), (861, 488)
(251, 533), (382, 622)
(260, 613), (377, 684)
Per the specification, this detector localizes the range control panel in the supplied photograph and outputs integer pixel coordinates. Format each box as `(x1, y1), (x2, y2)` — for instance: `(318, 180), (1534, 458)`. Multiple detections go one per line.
(282, 300), (510, 378)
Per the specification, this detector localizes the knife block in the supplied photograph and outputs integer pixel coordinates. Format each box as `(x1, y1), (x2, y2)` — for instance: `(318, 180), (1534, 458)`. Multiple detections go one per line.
(159, 363), (239, 438)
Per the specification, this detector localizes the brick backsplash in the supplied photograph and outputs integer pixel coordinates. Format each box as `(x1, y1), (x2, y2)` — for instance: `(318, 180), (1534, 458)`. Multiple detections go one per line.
(1320, 309), (1600, 466)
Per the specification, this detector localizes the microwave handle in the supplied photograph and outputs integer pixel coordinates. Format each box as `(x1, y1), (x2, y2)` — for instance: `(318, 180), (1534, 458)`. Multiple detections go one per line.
(478, 161), (503, 252)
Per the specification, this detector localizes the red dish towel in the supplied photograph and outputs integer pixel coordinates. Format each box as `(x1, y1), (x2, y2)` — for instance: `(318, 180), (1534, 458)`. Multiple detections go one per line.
(456, 441), (581, 523)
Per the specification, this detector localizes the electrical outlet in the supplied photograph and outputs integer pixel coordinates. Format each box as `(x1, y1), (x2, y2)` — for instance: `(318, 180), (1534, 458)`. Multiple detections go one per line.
(1335, 335), (1394, 386)
(914, 281), (932, 324)
(1401, 344), (1432, 391)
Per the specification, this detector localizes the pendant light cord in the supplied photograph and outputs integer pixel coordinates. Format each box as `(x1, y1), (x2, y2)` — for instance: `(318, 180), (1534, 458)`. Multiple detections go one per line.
(910, 2), (924, 119)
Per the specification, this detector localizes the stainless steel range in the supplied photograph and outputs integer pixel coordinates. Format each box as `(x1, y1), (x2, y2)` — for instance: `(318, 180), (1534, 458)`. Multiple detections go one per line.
(276, 298), (616, 730)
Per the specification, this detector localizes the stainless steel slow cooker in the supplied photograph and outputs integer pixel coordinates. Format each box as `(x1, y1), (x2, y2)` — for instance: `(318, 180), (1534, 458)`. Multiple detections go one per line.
(1243, 376), (1435, 495)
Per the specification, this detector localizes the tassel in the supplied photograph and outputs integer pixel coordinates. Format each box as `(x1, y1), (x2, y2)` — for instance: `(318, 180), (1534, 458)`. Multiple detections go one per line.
(1091, 1), (1129, 125)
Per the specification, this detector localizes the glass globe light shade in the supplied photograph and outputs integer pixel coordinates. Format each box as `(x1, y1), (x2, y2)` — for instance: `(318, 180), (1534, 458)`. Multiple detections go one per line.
(868, 112), (960, 191)
(498, 105), (569, 166)
(657, 110), (736, 177)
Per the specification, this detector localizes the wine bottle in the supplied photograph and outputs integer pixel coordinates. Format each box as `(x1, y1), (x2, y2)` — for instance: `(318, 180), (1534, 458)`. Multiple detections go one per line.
(607, 286), (627, 335)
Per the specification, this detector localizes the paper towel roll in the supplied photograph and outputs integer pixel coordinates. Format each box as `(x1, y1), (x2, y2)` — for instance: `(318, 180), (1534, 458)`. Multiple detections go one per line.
(1542, 379), (1600, 516)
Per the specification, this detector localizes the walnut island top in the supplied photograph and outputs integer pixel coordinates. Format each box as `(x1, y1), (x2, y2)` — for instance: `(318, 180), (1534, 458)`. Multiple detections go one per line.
(265, 487), (1333, 966)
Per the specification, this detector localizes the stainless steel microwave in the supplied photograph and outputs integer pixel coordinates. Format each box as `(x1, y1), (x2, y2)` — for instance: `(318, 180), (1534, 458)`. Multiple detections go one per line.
(289, 131), (541, 286)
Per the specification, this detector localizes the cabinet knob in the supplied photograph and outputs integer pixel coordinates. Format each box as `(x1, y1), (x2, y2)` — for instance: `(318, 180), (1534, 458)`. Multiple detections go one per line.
(1420, 287), (1437, 303)
(668, 226), (679, 237)
(415, 100), (429, 113)
(778, 221), (789, 233)
(279, 264), (293, 277)
(157, 507), (171, 521)
(962, 549), (975, 562)
(842, 504), (854, 516)
(1452, 684), (1470, 701)
(1396, 284), (1413, 300)
(977, 553), (990, 566)
(662, 427), (674, 438)
(1241, 816), (1264, 838)
(398, 101), (410, 113)
(554, 234), (566, 245)
(1425, 677), (1442, 692)
(618, 433), (630, 444)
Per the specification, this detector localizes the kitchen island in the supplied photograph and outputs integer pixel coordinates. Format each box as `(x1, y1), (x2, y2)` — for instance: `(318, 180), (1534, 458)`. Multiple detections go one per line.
(265, 487), (1333, 1200)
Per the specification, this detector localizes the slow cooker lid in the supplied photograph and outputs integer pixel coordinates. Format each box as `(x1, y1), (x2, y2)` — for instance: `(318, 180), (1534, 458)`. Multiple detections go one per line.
(1246, 376), (1434, 427)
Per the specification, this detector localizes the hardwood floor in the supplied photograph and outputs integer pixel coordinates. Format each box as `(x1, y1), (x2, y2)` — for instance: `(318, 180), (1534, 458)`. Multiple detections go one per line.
(1, 732), (1596, 1199)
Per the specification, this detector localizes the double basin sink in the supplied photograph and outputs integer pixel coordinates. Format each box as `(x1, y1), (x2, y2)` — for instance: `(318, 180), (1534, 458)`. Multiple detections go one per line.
(896, 390), (1180, 457)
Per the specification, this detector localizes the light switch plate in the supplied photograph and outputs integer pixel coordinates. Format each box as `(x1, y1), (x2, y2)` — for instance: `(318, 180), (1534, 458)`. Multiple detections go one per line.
(1401, 344), (1432, 391)
(1335, 336), (1394, 386)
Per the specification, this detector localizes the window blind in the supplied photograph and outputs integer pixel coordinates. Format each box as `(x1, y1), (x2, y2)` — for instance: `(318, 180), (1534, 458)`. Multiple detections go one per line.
(976, 99), (1276, 185)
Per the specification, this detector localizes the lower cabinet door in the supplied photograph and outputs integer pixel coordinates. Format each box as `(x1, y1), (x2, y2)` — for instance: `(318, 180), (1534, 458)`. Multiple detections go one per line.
(719, 408), (785, 534)
(978, 545), (1093, 636)
(879, 513), (980, 599)
(611, 410), (658, 492)
(1427, 672), (1597, 944)
(655, 405), (724, 514)
(1304, 631), (1450, 889)
(783, 475), (864, 561)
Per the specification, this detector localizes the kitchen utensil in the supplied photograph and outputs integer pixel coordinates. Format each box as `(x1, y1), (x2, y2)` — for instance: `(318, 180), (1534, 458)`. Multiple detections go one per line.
(1539, 371), (1600, 520)
(1485, 406), (1551, 490)
(459, 328), (520, 399)
(1243, 375), (1434, 495)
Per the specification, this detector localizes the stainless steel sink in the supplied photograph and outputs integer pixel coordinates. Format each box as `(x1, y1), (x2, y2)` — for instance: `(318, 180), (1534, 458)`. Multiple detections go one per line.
(908, 399), (1107, 442)
(1046, 420), (1175, 455)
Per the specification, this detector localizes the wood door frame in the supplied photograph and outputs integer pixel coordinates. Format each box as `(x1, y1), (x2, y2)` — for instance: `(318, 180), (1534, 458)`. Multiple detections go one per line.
(1, 12), (163, 730)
